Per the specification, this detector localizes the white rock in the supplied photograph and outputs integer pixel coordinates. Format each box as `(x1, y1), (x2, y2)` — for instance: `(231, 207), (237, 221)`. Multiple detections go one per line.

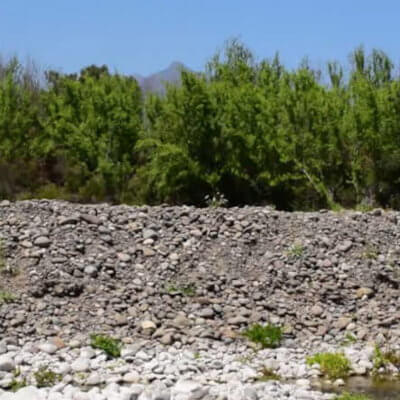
(12, 386), (45, 400)
(0, 355), (15, 372)
(122, 371), (140, 383)
(296, 378), (311, 389)
(38, 343), (58, 354)
(71, 358), (90, 372)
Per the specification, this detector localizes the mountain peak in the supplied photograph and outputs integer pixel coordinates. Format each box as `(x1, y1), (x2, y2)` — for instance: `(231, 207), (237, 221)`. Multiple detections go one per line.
(136, 62), (190, 94)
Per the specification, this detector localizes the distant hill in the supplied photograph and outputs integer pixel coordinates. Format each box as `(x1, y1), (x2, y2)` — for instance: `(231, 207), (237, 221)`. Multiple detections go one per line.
(134, 62), (189, 94)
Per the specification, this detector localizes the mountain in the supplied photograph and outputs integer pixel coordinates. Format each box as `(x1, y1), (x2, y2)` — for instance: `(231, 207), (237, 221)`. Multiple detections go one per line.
(134, 61), (188, 94)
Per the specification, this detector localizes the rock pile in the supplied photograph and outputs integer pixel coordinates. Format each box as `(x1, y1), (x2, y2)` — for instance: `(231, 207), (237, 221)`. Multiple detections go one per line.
(1, 200), (400, 345)
(1, 199), (400, 399)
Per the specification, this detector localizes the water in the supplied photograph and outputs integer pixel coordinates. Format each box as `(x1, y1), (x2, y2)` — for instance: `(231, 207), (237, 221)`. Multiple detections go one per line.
(317, 376), (400, 400)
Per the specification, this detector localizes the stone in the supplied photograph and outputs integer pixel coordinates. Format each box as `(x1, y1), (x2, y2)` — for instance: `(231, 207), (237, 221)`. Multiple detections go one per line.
(160, 334), (173, 345)
(197, 308), (214, 318)
(141, 320), (157, 331)
(86, 372), (103, 386)
(123, 371), (140, 384)
(33, 236), (51, 248)
(71, 358), (90, 372)
(7, 386), (44, 400)
(80, 214), (101, 225)
(0, 356), (14, 372)
(334, 317), (352, 330)
(310, 305), (324, 317)
(143, 229), (158, 240)
(338, 240), (353, 252)
(117, 253), (131, 262)
(356, 287), (374, 298)
(38, 343), (58, 354)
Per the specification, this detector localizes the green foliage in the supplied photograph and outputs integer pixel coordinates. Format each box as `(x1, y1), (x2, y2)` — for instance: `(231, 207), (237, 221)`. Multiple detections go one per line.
(2, 43), (400, 210)
(34, 366), (61, 388)
(90, 334), (121, 358)
(166, 282), (196, 297)
(334, 394), (371, 400)
(204, 192), (228, 207)
(0, 290), (16, 304)
(288, 243), (305, 257)
(242, 323), (283, 349)
(9, 368), (27, 392)
(341, 333), (357, 346)
(373, 345), (400, 373)
(257, 367), (281, 382)
(307, 352), (351, 380)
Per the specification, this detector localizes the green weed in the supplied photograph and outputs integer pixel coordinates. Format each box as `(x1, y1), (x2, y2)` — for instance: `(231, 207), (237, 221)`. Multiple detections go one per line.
(306, 352), (351, 380)
(34, 366), (61, 388)
(334, 393), (371, 400)
(166, 283), (196, 297)
(256, 367), (281, 382)
(90, 333), (121, 358)
(0, 290), (16, 305)
(242, 323), (283, 349)
(288, 243), (304, 257)
(341, 333), (357, 346)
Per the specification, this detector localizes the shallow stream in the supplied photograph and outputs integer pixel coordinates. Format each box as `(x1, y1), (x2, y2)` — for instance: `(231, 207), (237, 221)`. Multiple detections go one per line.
(318, 376), (400, 400)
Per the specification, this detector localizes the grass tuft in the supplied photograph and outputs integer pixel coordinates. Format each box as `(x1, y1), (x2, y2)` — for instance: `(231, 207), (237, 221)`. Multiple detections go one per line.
(90, 333), (121, 358)
(34, 366), (61, 388)
(242, 323), (283, 349)
(306, 352), (351, 380)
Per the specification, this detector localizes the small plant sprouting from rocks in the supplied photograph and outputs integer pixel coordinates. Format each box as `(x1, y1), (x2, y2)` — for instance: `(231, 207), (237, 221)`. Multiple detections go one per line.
(287, 243), (304, 258)
(0, 240), (5, 272)
(0, 290), (16, 305)
(166, 282), (196, 297)
(256, 367), (281, 382)
(341, 333), (357, 346)
(242, 323), (283, 349)
(363, 245), (378, 260)
(10, 368), (27, 392)
(334, 393), (371, 400)
(372, 345), (400, 374)
(306, 352), (351, 380)
(90, 333), (121, 358)
(34, 366), (61, 388)
(204, 192), (228, 208)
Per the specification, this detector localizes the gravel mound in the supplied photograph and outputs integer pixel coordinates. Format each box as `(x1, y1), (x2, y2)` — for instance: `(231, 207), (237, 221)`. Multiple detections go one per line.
(1, 199), (400, 399)
(1, 200), (399, 344)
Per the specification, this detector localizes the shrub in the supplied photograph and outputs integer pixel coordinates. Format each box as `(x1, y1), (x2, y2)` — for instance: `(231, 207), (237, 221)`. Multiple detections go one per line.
(257, 367), (281, 382)
(10, 378), (27, 392)
(242, 323), (283, 349)
(10, 368), (27, 392)
(334, 393), (371, 400)
(341, 333), (357, 346)
(34, 366), (61, 388)
(90, 334), (121, 358)
(373, 345), (400, 373)
(0, 290), (16, 304)
(307, 352), (351, 380)
(288, 244), (304, 257)
(166, 283), (196, 297)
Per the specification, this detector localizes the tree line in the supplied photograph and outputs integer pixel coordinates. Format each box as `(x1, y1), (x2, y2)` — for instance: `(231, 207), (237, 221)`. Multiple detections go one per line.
(1, 40), (400, 210)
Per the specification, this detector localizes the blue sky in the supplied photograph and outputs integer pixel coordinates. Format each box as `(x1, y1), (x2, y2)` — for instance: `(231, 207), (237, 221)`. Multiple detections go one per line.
(0, 0), (399, 75)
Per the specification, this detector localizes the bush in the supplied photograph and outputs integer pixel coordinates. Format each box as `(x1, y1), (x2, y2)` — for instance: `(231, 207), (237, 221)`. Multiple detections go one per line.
(242, 323), (283, 349)
(34, 366), (61, 388)
(257, 367), (281, 381)
(0, 290), (16, 305)
(90, 334), (121, 358)
(334, 394), (371, 400)
(307, 352), (351, 380)
(373, 345), (400, 373)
